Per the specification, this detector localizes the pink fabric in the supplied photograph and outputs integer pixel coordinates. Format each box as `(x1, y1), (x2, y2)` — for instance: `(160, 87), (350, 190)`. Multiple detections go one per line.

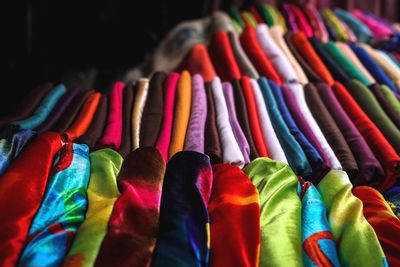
(155, 73), (180, 161)
(351, 10), (394, 41)
(291, 4), (314, 37)
(97, 82), (125, 150)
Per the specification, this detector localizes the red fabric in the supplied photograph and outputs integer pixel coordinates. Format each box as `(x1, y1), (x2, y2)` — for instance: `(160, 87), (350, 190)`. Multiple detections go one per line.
(241, 76), (269, 157)
(239, 25), (282, 85)
(0, 132), (62, 267)
(208, 31), (242, 81)
(332, 82), (400, 191)
(209, 164), (260, 267)
(353, 186), (400, 266)
(178, 44), (217, 83)
(249, 6), (264, 24)
(290, 32), (334, 86)
(290, 4), (314, 38)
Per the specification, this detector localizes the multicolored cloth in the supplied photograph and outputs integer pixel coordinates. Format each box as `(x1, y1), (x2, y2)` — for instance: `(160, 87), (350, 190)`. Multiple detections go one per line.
(18, 143), (90, 267)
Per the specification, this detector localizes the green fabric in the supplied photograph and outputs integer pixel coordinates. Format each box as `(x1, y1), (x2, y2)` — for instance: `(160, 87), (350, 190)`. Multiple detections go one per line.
(322, 42), (371, 86)
(257, 4), (274, 26)
(243, 158), (303, 267)
(381, 84), (400, 114)
(317, 170), (388, 267)
(346, 80), (400, 154)
(241, 11), (257, 27)
(229, 5), (244, 29)
(62, 148), (123, 267)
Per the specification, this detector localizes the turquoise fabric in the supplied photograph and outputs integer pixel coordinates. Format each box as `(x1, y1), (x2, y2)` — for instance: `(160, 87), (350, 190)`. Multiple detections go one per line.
(334, 9), (373, 43)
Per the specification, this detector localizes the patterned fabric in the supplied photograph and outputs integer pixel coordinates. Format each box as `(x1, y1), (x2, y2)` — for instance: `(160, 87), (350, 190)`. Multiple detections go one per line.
(18, 143), (90, 267)
(62, 148), (123, 267)
(151, 151), (212, 267)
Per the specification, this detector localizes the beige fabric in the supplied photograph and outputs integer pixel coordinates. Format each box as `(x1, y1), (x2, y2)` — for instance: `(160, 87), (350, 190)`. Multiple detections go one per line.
(131, 78), (149, 150)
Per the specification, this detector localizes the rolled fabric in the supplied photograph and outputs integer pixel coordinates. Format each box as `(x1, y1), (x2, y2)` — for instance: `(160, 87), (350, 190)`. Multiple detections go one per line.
(321, 9), (348, 41)
(249, 78), (287, 163)
(290, 4), (314, 37)
(281, 3), (300, 32)
(94, 148), (166, 267)
(132, 79), (149, 150)
(62, 149), (123, 267)
(231, 79), (259, 160)
(318, 170), (388, 266)
(0, 132), (62, 267)
(184, 74), (207, 153)
(345, 79), (400, 154)
(97, 82), (125, 150)
(302, 4), (329, 42)
(208, 31), (241, 81)
(305, 83), (358, 178)
(63, 92), (102, 142)
(222, 82), (251, 164)
(140, 72), (166, 148)
(209, 164), (260, 267)
(244, 158), (303, 267)
(380, 84), (400, 114)
(211, 77), (244, 167)
(18, 143), (90, 267)
(168, 71), (192, 158)
(204, 83), (222, 164)
(151, 151), (211, 267)
(241, 77), (268, 157)
(351, 10), (393, 42)
(369, 84), (400, 130)
(316, 85), (384, 185)
(300, 182), (340, 267)
(331, 81), (400, 191)
(76, 94), (108, 150)
(334, 9), (373, 43)
(156, 73), (180, 161)
(353, 186), (400, 267)
(118, 83), (135, 157)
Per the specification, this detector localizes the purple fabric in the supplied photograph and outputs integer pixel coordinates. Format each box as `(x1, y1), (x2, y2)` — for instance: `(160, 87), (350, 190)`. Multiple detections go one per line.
(222, 82), (250, 164)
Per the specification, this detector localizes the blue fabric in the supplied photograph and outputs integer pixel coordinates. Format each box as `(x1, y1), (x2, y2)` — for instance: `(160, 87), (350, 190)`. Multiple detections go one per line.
(12, 84), (67, 130)
(350, 44), (400, 94)
(383, 186), (400, 218)
(18, 143), (90, 267)
(0, 129), (36, 175)
(269, 81), (323, 176)
(334, 9), (373, 43)
(258, 77), (312, 177)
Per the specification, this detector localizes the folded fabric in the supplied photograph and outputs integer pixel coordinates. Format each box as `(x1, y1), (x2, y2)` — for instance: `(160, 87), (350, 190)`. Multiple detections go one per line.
(321, 9), (348, 41)
(169, 71), (192, 158)
(18, 143), (90, 267)
(204, 83), (222, 164)
(244, 158), (303, 267)
(95, 148), (166, 267)
(118, 83), (135, 157)
(0, 132), (62, 267)
(63, 148), (123, 267)
(209, 164), (260, 267)
(380, 84), (400, 114)
(351, 10), (393, 42)
(211, 77), (244, 167)
(151, 151), (211, 267)
(318, 170), (388, 266)
(156, 73), (180, 161)
(334, 9), (372, 43)
(185, 74), (207, 153)
(369, 84), (400, 130)
(290, 4), (314, 38)
(132, 79), (150, 150)
(384, 186), (400, 219)
(353, 186), (400, 267)
(302, 4), (329, 41)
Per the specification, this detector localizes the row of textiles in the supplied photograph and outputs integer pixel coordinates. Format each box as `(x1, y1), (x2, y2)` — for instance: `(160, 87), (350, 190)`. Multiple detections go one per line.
(1, 3), (400, 267)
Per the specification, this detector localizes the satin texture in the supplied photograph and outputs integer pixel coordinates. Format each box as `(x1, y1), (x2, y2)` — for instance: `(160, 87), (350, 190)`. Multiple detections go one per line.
(151, 151), (211, 267)
(63, 149), (123, 267)
(179, 44), (216, 83)
(208, 164), (260, 267)
(95, 148), (166, 267)
(0, 132), (62, 267)
(132, 78), (149, 150)
(318, 170), (388, 266)
(18, 143), (90, 267)
(243, 158), (303, 267)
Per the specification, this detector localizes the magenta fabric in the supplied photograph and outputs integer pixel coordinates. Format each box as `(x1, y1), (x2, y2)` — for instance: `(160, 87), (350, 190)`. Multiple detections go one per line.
(156, 73), (180, 161)
(351, 10), (394, 41)
(291, 4), (314, 37)
(97, 82), (125, 150)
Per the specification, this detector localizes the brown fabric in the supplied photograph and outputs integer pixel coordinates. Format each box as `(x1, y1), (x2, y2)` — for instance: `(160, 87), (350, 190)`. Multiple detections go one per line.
(118, 83), (136, 158)
(305, 83), (359, 178)
(139, 72), (166, 147)
(231, 79), (259, 160)
(369, 83), (400, 130)
(204, 82), (222, 164)
(76, 94), (108, 150)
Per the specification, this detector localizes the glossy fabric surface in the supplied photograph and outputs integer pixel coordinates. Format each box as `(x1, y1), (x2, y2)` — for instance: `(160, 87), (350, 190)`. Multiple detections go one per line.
(131, 79), (149, 150)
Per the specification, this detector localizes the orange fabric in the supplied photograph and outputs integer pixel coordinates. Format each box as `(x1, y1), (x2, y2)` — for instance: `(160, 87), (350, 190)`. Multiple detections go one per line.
(63, 92), (102, 142)
(353, 186), (400, 267)
(290, 32), (334, 86)
(168, 71), (192, 158)
(241, 77), (269, 157)
(178, 44), (216, 83)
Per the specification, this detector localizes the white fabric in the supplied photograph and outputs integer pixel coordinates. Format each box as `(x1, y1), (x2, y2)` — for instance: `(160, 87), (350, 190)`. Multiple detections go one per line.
(250, 78), (288, 163)
(211, 77), (245, 168)
(131, 78), (149, 150)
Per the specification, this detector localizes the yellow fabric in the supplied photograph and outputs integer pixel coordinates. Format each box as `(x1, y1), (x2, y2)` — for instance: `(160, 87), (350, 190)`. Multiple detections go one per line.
(241, 11), (258, 27)
(322, 9), (348, 41)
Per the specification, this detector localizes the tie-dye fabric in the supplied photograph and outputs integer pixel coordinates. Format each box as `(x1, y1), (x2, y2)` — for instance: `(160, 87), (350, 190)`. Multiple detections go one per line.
(18, 143), (90, 267)
(62, 149), (123, 267)
(151, 151), (212, 267)
(300, 181), (340, 267)
(243, 158), (303, 267)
